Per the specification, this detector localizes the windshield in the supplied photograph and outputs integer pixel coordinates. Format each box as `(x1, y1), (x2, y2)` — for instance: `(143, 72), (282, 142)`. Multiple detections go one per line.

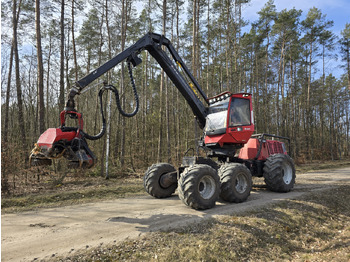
(229, 98), (251, 126)
(204, 98), (229, 133)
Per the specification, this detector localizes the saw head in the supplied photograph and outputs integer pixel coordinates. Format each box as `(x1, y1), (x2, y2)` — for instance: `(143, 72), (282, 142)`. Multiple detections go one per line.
(30, 111), (96, 169)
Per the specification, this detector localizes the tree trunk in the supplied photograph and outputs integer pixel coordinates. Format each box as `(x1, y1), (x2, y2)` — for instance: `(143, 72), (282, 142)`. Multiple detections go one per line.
(4, 45), (14, 144)
(71, 0), (78, 82)
(157, 0), (167, 162)
(35, 0), (45, 134)
(191, 0), (199, 147)
(59, 0), (65, 112)
(119, 0), (129, 167)
(13, 0), (27, 157)
(307, 40), (313, 160)
(104, 0), (112, 178)
(176, 0), (181, 162)
(225, 0), (230, 90)
(192, 0), (197, 79)
(206, 0), (210, 94)
(347, 43), (350, 91)
(46, 35), (52, 127)
(165, 2), (171, 163)
(263, 33), (270, 133)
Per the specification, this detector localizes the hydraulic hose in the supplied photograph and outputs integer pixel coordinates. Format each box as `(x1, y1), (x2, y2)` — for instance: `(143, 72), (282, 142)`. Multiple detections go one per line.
(82, 61), (139, 140)
(80, 87), (107, 140)
(114, 61), (139, 117)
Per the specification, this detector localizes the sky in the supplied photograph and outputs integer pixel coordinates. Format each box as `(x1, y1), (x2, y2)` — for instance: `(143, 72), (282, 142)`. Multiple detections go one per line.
(135, 0), (349, 77)
(241, 0), (350, 78)
(135, 0), (349, 42)
(241, 0), (350, 36)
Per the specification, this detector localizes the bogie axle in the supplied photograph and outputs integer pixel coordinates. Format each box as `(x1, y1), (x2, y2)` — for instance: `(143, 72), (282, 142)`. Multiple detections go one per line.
(144, 134), (295, 210)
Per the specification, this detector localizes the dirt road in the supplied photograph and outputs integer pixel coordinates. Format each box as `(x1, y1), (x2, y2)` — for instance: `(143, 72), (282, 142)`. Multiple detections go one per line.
(2, 167), (350, 261)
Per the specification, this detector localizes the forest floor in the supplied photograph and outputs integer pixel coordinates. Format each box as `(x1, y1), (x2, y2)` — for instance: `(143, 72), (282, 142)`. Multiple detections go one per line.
(1, 160), (350, 261)
(2, 159), (350, 213)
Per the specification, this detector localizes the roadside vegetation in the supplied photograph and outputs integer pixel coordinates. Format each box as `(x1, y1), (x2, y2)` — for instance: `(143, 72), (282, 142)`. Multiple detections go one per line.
(1, 171), (145, 213)
(2, 159), (350, 213)
(294, 159), (350, 173)
(57, 184), (350, 261)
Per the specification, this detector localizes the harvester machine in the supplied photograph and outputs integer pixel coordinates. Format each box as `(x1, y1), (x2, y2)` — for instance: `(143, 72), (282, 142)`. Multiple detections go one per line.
(30, 33), (295, 210)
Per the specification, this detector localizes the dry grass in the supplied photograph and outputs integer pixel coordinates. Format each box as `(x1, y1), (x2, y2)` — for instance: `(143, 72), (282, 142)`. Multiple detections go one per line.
(1, 156), (147, 213)
(1, 176), (145, 213)
(295, 159), (350, 173)
(58, 185), (350, 262)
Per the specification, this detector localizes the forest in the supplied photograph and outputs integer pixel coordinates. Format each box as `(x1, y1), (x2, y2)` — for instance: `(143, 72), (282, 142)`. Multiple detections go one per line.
(1, 0), (350, 184)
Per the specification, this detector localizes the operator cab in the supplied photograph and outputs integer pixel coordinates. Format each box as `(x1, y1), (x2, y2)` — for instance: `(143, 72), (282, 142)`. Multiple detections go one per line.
(204, 92), (254, 156)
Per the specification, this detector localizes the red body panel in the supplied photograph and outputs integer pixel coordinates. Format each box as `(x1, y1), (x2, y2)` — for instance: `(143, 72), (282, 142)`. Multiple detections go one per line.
(36, 110), (82, 150)
(37, 128), (76, 150)
(239, 138), (287, 160)
(205, 128), (254, 147)
(205, 133), (237, 147)
(238, 138), (265, 160)
(227, 126), (254, 144)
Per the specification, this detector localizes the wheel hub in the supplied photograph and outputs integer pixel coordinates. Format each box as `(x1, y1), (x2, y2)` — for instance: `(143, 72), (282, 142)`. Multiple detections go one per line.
(235, 173), (248, 193)
(198, 175), (216, 200)
(281, 162), (293, 184)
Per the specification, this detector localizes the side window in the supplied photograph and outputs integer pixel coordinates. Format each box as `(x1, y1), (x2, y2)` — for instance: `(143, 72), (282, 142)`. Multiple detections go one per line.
(229, 98), (251, 126)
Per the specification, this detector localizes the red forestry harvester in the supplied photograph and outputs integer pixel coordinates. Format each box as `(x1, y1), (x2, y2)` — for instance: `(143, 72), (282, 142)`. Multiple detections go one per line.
(30, 33), (296, 210)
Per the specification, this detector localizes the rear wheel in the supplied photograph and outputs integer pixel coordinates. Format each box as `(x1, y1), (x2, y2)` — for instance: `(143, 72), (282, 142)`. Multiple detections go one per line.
(144, 163), (177, 198)
(178, 164), (220, 210)
(263, 154), (296, 192)
(218, 163), (252, 203)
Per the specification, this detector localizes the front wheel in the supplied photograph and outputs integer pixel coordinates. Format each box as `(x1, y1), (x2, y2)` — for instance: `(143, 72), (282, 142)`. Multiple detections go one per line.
(178, 164), (220, 210)
(263, 154), (296, 192)
(144, 163), (177, 198)
(218, 163), (252, 203)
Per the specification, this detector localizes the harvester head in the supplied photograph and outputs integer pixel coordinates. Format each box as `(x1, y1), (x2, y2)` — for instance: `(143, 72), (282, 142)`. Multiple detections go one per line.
(29, 111), (96, 169)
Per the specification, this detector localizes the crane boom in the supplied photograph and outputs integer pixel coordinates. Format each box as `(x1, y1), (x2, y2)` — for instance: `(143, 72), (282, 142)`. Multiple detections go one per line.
(69, 32), (208, 128)
(31, 32), (255, 172)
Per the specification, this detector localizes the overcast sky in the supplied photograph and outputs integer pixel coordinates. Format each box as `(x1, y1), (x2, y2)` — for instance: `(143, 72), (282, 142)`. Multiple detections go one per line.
(242, 0), (350, 36)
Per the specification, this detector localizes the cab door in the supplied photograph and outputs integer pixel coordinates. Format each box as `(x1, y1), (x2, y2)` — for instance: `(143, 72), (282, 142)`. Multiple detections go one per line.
(226, 93), (254, 144)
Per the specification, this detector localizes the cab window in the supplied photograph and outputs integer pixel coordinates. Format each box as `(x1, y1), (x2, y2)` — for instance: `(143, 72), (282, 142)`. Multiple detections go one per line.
(229, 98), (251, 127)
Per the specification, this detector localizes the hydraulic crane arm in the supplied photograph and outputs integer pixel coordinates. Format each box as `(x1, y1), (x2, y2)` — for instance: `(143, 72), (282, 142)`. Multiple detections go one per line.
(30, 32), (256, 170)
(66, 32), (208, 128)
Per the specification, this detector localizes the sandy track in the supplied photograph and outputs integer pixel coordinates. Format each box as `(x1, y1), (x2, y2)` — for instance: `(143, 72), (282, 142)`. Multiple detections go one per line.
(2, 167), (350, 261)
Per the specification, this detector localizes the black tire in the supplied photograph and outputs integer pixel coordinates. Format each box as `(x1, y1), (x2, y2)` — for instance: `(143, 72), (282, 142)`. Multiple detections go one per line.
(144, 163), (177, 198)
(178, 164), (220, 210)
(263, 154), (296, 192)
(218, 163), (252, 203)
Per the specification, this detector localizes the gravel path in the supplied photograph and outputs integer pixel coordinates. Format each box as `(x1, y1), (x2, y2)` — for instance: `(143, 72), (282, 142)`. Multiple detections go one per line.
(2, 166), (349, 262)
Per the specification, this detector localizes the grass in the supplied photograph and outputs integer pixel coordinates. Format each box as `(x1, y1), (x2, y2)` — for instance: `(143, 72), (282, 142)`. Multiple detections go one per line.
(295, 159), (350, 173)
(1, 178), (145, 213)
(57, 185), (350, 262)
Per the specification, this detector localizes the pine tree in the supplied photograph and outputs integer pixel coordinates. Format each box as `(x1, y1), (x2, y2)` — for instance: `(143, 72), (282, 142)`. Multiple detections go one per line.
(340, 23), (350, 91)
